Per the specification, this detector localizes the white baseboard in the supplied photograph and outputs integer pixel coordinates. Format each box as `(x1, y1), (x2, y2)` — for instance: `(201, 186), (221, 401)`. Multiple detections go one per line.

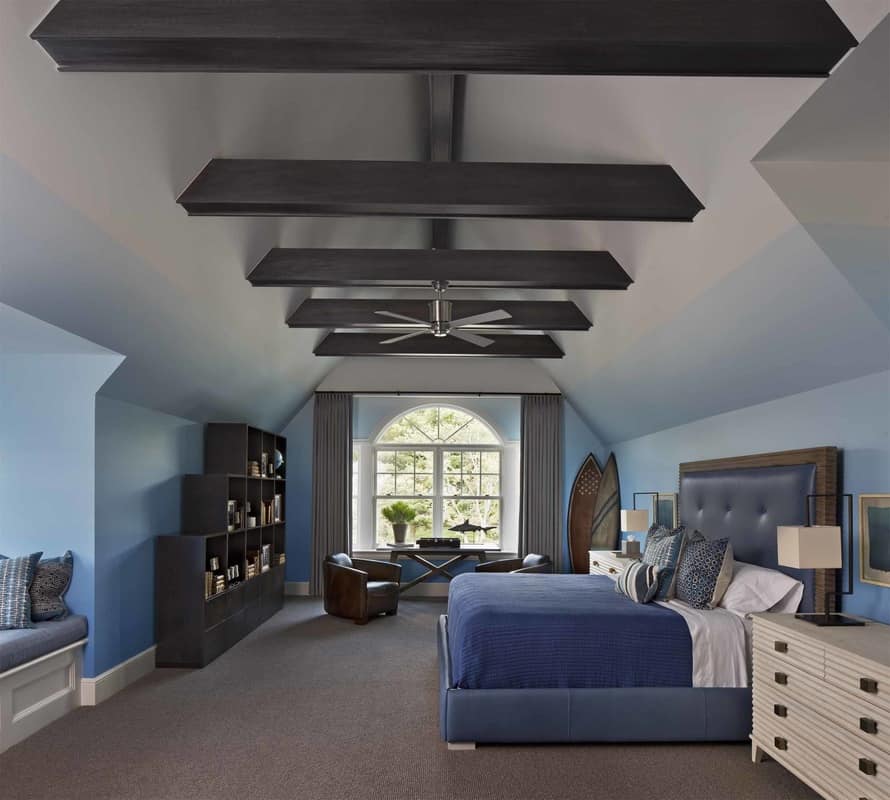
(285, 581), (310, 596)
(80, 645), (156, 706)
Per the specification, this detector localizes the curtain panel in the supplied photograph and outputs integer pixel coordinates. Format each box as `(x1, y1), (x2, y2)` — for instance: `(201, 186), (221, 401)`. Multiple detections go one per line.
(518, 394), (564, 570)
(310, 392), (353, 596)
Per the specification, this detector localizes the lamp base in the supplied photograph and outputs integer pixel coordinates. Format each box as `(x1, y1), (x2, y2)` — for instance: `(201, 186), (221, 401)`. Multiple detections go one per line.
(794, 613), (865, 627)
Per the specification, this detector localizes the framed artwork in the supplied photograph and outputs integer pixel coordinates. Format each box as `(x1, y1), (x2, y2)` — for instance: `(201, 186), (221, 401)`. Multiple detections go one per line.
(654, 492), (679, 528)
(860, 494), (890, 588)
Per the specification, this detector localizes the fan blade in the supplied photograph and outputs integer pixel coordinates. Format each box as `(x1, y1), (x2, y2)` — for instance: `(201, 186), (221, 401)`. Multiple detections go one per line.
(380, 330), (428, 345)
(449, 329), (494, 348)
(449, 309), (512, 328)
(374, 310), (428, 325)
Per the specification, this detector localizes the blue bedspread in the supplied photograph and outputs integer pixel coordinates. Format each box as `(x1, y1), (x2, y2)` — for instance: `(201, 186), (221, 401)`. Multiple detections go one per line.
(446, 574), (692, 689)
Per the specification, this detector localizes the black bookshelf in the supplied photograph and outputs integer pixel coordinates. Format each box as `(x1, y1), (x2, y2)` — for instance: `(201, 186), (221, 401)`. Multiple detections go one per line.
(155, 424), (287, 668)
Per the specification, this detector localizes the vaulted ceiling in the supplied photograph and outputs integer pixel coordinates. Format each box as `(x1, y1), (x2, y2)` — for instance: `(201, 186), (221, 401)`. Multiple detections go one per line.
(1, 1), (887, 438)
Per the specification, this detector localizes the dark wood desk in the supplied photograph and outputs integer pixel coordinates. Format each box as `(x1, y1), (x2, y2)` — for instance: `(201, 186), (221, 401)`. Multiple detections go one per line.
(379, 546), (501, 593)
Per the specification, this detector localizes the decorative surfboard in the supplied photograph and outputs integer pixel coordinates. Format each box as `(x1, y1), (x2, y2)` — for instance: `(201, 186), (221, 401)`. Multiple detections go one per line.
(567, 453), (603, 573)
(589, 452), (621, 554)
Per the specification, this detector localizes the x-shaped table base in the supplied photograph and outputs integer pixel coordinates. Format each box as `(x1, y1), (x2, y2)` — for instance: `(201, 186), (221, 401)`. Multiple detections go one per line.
(388, 549), (491, 593)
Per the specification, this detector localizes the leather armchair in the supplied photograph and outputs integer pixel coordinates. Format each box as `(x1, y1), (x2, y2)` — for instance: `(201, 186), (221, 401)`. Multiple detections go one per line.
(475, 553), (553, 574)
(323, 553), (402, 625)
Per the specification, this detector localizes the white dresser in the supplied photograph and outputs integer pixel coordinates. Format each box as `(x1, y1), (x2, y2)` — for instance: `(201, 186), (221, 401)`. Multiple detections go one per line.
(752, 613), (890, 800)
(588, 550), (634, 578)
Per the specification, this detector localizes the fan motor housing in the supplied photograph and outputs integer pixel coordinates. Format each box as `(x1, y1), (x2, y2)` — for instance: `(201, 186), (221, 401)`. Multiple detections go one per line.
(429, 298), (452, 337)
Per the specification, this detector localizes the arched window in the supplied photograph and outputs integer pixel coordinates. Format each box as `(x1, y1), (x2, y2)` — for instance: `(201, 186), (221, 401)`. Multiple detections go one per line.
(370, 406), (503, 547)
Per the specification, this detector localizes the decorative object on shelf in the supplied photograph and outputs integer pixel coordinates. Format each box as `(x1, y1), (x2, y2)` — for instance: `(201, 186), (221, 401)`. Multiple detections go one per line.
(860, 494), (890, 588)
(208, 557), (220, 572)
(261, 451), (268, 475)
(247, 515), (257, 529)
(274, 448), (285, 478)
(417, 537), (461, 548)
(590, 453), (620, 551)
(261, 544), (271, 572)
(204, 571), (213, 599)
(777, 493), (863, 626)
(248, 460), (261, 477)
(382, 501), (417, 544)
(226, 500), (237, 532)
(273, 494), (282, 523)
(567, 453), (603, 573)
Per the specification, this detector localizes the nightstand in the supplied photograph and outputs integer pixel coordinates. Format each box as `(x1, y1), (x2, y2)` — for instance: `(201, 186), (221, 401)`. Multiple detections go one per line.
(752, 613), (890, 800)
(588, 550), (634, 578)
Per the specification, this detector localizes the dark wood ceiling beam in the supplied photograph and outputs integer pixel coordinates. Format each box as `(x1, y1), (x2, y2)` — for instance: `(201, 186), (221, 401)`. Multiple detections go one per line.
(428, 73), (464, 250)
(33, 0), (856, 76)
(178, 160), (703, 221)
(288, 299), (591, 330)
(249, 248), (631, 289)
(314, 332), (563, 358)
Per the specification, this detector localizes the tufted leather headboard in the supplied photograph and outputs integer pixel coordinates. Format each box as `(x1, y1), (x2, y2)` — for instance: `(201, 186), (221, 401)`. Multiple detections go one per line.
(678, 448), (838, 614)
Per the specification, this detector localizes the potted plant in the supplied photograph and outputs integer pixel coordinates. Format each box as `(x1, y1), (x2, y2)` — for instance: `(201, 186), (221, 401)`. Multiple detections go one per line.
(381, 501), (417, 544)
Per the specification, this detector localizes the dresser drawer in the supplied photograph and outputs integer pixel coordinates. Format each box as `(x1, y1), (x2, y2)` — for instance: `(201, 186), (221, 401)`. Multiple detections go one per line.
(753, 617), (825, 678)
(825, 647), (890, 717)
(756, 678), (890, 799)
(588, 553), (623, 578)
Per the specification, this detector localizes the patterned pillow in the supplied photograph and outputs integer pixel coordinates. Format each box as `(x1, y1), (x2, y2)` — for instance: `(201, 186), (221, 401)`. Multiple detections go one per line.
(0, 552), (43, 629)
(641, 524), (687, 600)
(615, 561), (661, 604)
(30, 551), (74, 621)
(675, 532), (734, 609)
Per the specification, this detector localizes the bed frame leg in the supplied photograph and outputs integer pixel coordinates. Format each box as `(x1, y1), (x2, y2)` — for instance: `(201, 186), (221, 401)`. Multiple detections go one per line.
(447, 742), (476, 751)
(751, 742), (769, 763)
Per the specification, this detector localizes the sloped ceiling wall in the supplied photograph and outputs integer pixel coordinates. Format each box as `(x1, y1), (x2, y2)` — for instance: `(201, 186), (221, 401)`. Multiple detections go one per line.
(1, 1), (887, 436)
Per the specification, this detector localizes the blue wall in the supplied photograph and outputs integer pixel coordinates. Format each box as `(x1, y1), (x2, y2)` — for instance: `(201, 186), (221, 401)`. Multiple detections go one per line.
(0, 305), (122, 676)
(612, 370), (890, 623)
(93, 396), (203, 675)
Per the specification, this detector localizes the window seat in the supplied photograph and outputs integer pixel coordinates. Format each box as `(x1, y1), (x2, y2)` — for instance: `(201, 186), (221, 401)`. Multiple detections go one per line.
(0, 615), (87, 753)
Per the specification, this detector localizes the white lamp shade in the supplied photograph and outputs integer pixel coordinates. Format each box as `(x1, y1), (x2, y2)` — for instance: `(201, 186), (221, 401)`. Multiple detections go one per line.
(621, 509), (650, 532)
(777, 525), (842, 569)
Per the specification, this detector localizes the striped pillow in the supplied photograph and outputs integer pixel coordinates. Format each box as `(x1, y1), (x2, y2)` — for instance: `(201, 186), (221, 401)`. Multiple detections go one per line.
(615, 561), (661, 604)
(0, 552), (43, 630)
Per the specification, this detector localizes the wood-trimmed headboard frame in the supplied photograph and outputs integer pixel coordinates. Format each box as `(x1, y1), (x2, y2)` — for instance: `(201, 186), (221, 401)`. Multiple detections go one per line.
(678, 447), (838, 614)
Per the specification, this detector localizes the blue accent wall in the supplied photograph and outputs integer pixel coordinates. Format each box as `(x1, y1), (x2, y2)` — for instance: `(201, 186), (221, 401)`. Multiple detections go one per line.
(612, 370), (890, 623)
(93, 396), (203, 675)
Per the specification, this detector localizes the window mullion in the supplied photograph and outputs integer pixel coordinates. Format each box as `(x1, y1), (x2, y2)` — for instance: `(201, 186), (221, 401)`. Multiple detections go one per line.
(433, 447), (443, 536)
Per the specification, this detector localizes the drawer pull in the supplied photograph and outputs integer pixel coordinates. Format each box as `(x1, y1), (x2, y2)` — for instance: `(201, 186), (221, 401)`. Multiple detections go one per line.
(608, 567), (617, 574)
(860, 677), (879, 694)
(860, 717), (879, 735)
(774, 641), (788, 654)
(859, 758), (877, 777)
(773, 704), (788, 718)
(592, 560), (599, 567)
(774, 737), (788, 751)
(774, 672), (788, 686)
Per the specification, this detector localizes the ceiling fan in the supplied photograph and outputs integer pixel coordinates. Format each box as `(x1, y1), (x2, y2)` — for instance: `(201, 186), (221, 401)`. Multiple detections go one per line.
(374, 281), (511, 348)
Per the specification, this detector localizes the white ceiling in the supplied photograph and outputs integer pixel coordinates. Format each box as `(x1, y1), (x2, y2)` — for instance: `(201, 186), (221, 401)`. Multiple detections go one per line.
(1, 0), (887, 436)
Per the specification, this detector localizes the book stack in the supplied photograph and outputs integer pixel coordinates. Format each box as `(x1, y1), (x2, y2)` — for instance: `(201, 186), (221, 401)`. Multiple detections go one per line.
(247, 460), (261, 477)
(204, 571), (213, 599)
(261, 500), (274, 525)
(212, 574), (226, 595)
(276, 553), (286, 566)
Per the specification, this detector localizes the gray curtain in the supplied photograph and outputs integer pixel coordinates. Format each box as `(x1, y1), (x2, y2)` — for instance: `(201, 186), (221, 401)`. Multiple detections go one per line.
(309, 392), (353, 596)
(518, 394), (564, 570)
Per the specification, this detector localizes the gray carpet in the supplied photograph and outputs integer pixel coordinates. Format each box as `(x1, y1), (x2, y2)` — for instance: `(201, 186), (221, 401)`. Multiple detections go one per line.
(1, 598), (818, 800)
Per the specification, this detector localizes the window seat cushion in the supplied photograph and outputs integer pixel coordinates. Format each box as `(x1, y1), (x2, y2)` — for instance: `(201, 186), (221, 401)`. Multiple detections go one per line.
(0, 614), (87, 674)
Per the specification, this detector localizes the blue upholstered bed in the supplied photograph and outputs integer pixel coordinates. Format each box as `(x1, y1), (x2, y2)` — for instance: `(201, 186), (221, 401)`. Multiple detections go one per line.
(438, 450), (835, 746)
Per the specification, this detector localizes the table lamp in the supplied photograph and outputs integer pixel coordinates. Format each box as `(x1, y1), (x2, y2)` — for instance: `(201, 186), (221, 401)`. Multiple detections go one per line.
(776, 493), (863, 627)
(619, 509), (649, 556)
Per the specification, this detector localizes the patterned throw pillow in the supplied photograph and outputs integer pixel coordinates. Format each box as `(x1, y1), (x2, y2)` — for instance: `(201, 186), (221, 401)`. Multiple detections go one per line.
(641, 524), (687, 600)
(675, 532), (734, 609)
(0, 552), (43, 629)
(30, 551), (74, 621)
(615, 561), (661, 604)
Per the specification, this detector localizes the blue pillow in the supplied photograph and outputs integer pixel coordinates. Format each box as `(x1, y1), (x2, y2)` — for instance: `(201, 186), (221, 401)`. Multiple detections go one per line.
(675, 532), (734, 609)
(641, 524), (687, 600)
(615, 561), (661, 604)
(0, 552), (43, 629)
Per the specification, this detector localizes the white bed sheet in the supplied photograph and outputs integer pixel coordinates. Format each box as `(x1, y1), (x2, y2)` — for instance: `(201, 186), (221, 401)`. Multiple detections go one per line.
(655, 599), (751, 688)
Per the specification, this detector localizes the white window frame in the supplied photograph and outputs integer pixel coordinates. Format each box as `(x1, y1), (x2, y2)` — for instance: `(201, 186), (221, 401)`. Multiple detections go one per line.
(351, 405), (518, 553)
